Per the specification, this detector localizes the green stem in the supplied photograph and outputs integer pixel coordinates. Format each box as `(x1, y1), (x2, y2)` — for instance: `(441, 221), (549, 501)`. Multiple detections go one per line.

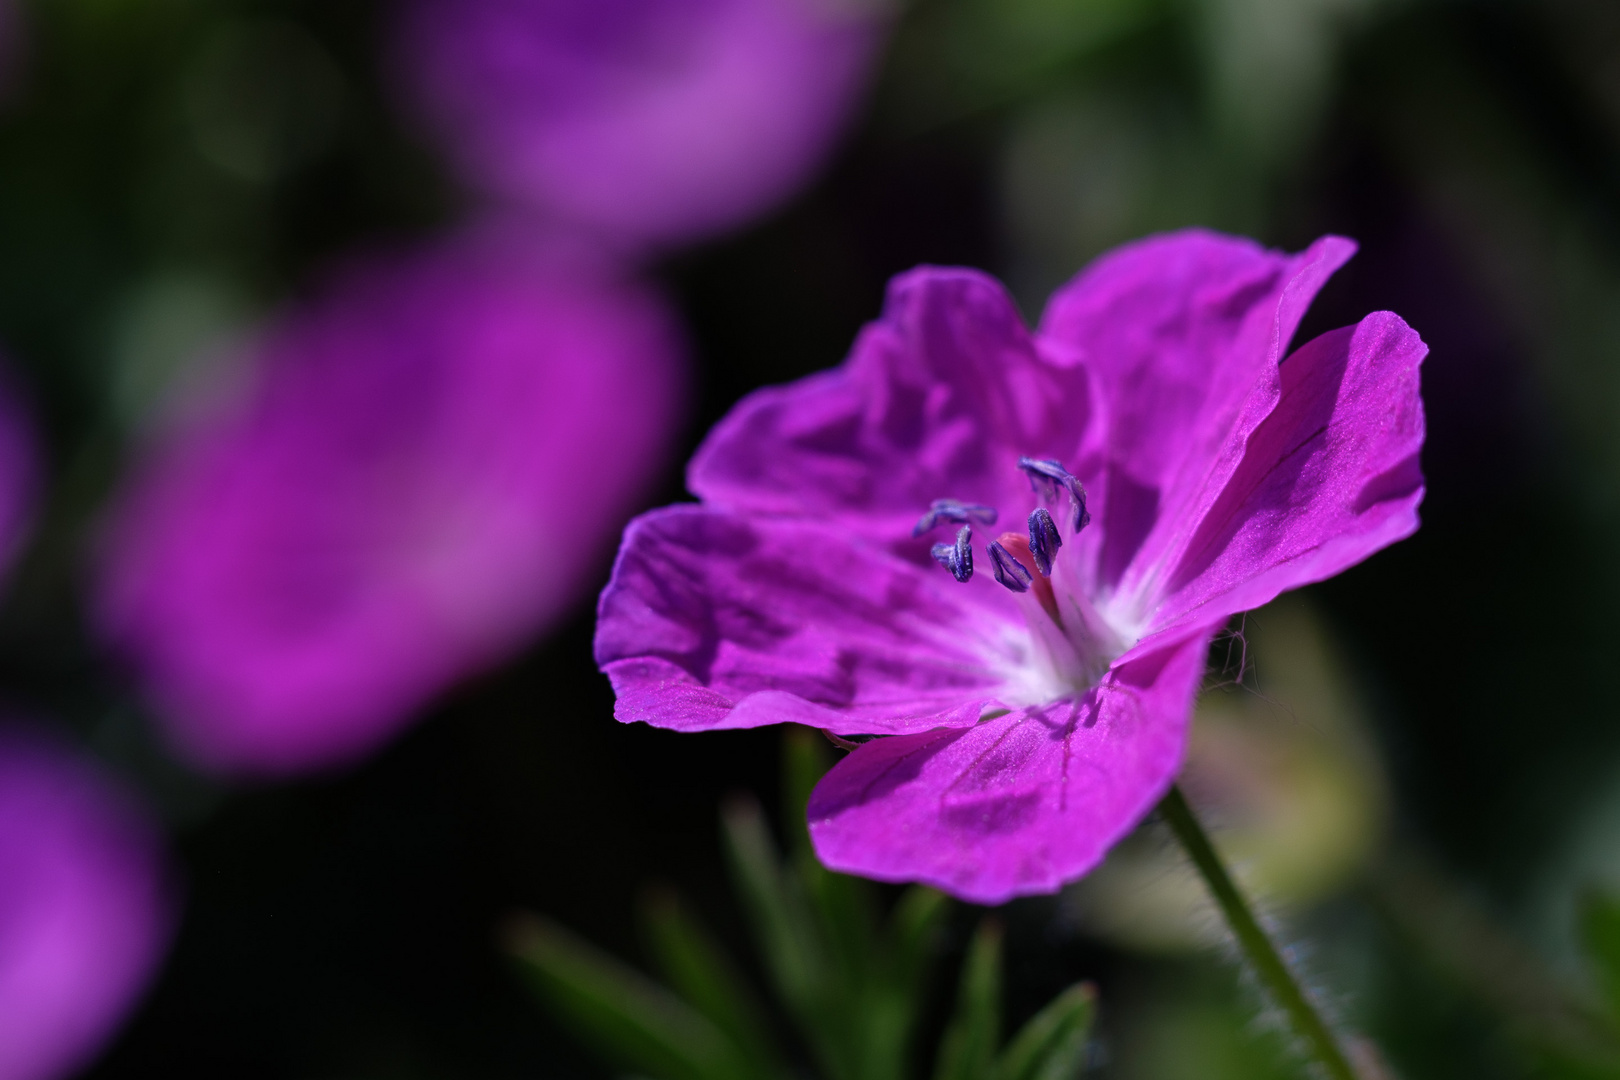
(1159, 784), (1362, 1080)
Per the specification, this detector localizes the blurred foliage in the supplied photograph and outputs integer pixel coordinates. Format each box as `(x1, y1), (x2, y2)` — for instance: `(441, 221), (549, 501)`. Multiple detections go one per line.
(507, 729), (1097, 1080)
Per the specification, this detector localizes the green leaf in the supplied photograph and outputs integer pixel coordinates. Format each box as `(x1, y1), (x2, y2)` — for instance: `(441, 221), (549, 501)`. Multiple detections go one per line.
(780, 728), (940, 1080)
(933, 919), (1004, 1080)
(784, 728), (881, 1000)
(841, 885), (952, 1080)
(721, 795), (827, 1019)
(889, 886), (950, 996)
(781, 725), (830, 858)
(993, 982), (1096, 1080)
(1581, 892), (1620, 1022)
(505, 913), (755, 1080)
(799, 843), (880, 986)
(723, 794), (864, 1080)
(640, 887), (787, 1080)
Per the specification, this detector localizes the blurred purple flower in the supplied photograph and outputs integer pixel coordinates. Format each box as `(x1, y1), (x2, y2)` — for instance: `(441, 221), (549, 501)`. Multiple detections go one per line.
(0, 732), (174, 1080)
(391, 0), (886, 248)
(97, 241), (686, 776)
(594, 230), (1426, 903)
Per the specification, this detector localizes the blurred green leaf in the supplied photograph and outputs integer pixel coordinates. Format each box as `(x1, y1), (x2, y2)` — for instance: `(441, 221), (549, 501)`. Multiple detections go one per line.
(782, 725), (829, 857)
(993, 982), (1096, 1080)
(855, 885), (952, 1080)
(934, 919), (1003, 1080)
(890, 886), (951, 996)
(786, 728), (881, 996)
(724, 791), (878, 1080)
(640, 887), (787, 1080)
(798, 848), (892, 1080)
(1582, 893), (1620, 1024)
(505, 913), (756, 1080)
(800, 846), (880, 983)
(779, 726), (934, 1080)
(727, 761), (882, 1080)
(517, 730), (1098, 1080)
(722, 794), (828, 1017)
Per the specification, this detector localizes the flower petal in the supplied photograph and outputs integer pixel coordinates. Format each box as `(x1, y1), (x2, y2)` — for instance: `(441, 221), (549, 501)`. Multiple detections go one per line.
(688, 267), (1090, 542)
(806, 633), (1209, 904)
(0, 732), (176, 1080)
(595, 505), (1025, 735)
(393, 0), (885, 247)
(96, 243), (686, 775)
(1037, 229), (1355, 598)
(1148, 310), (1427, 634)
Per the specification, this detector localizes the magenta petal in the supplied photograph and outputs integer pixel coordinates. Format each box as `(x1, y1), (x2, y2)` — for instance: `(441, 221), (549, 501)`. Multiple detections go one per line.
(1150, 311), (1427, 632)
(689, 266), (1090, 541)
(1037, 230), (1354, 594)
(0, 733), (175, 1080)
(807, 633), (1210, 904)
(594, 231), (1427, 900)
(595, 505), (1020, 735)
(393, 0), (884, 247)
(97, 242), (686, 775)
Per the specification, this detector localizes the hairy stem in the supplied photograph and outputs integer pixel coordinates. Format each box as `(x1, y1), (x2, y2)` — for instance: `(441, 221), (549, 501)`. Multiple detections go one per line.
(1159, 784), (1362, 1080)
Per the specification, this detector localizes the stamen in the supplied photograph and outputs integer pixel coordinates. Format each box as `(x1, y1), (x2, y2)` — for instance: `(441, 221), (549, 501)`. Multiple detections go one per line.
(930, 525), (974, 583)
(1016, 456), (1091, 533)
(987, 539), (1033, 593)
(912, 498), (997, 536)
(1070, 488), (1092, 533)
(1017, 457), (1068, 501)
(1027, 507), (1061, 576)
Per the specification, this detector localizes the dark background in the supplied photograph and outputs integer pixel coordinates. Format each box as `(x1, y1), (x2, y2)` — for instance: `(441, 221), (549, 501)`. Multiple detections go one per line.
(2, 0), (1618, 1076)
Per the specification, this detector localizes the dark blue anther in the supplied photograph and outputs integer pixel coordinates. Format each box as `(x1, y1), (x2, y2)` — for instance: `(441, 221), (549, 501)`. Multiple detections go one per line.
(1070, 487), (1092, 533)
(1018, 457), (1069, 500)
(930, 525), (974, 583)
(1017, 457), (1091, 534)
(1027, 507), (1062, 576)
(987, 540), (1033, 593)
(912, 498), (998, 536)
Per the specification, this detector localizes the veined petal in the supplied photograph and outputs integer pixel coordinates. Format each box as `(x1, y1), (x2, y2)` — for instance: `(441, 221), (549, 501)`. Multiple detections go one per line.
(1148, 311), (1426, 634)
(1037, 230), (1355, 598)
(806, 633), (1209, 904)
(595, 505), (1024, 735)
(688, 267), (1090, 541)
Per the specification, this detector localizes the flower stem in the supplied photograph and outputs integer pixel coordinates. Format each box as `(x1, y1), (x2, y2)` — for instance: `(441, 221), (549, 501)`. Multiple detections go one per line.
(1158, 784), (1362, 1080)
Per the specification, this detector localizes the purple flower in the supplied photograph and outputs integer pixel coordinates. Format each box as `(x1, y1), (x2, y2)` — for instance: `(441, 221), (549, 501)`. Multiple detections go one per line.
(97, 240), (687, 776)
(0, 732), (174, 1080)
(594, 230), (1426, 903)
(391, 0), (886, 248)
